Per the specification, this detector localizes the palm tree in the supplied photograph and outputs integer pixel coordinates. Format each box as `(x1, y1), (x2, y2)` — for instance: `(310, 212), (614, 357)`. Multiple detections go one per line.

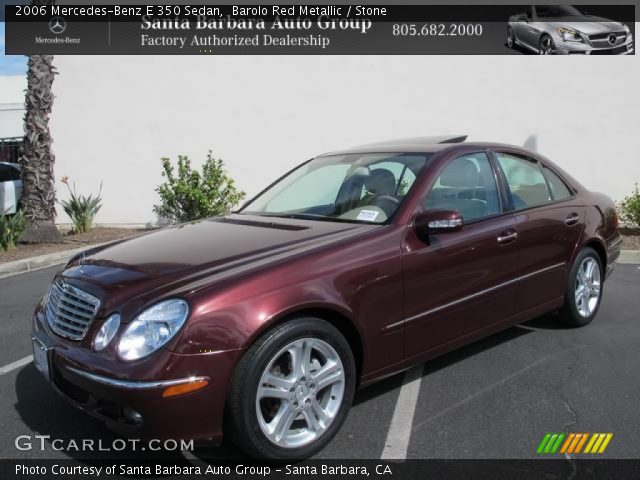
(19, 0), (62, 243)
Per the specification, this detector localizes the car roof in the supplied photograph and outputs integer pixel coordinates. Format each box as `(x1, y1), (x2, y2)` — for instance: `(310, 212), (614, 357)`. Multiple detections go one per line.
(318, 136), (533, 157)
(0, 162), (20, 168)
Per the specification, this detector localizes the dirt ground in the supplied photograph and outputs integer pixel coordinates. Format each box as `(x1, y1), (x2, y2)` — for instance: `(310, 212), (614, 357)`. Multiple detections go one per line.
(0, 227), (149, 264)
(623, 235), (640, 250)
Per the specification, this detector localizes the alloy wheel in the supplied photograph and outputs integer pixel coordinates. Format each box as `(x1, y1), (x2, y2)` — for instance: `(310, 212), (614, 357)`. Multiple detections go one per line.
(507, 29), (514, 48)
(255, 338), (345, 448)
(574, 257), (601, 317)
(539, 36), (557, 54)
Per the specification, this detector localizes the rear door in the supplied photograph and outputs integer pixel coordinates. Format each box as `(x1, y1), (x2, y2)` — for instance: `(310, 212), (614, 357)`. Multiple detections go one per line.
(492, 151), (585, 312)
(402, 151), (521, 358)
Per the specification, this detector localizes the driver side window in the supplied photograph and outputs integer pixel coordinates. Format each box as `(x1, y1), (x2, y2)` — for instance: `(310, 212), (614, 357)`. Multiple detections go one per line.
(424, 153), (501, 222)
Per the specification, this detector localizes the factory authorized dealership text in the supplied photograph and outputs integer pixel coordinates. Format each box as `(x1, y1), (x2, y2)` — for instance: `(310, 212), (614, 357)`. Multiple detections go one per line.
(141, 33), (331, 49)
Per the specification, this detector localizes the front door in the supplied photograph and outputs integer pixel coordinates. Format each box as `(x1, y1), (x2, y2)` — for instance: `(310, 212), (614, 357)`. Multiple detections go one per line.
(402, 152), (521, 358)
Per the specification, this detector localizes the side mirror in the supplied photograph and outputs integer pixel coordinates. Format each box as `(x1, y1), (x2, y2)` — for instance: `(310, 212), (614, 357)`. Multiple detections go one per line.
(517, 14), (528, 22)
(414, 210), (463, 242)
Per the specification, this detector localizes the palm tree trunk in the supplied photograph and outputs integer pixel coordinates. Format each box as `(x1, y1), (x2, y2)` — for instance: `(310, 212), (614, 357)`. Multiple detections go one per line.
(19, 42), (62, 243)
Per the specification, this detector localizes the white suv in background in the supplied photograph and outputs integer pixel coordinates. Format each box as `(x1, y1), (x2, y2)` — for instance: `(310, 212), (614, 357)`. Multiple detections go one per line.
(0, 162), (22, 214)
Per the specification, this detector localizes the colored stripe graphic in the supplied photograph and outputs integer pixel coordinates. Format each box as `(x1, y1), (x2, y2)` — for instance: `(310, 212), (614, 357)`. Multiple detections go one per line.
(539, 433), (613, 454)
(598, 434), (613, 453)
(537, 433), (552, 454)
(560, 433), (575, 453)
(574, 433), (589, 453)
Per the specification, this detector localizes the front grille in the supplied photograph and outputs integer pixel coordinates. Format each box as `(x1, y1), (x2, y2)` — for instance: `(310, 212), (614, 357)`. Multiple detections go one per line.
(589, 31), (626, 41)
(46, 282), (100, 340)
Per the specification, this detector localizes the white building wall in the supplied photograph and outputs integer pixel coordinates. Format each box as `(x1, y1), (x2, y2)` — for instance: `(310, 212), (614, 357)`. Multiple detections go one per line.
(50, 52), (640, 225)
(0, 76), (27, 138)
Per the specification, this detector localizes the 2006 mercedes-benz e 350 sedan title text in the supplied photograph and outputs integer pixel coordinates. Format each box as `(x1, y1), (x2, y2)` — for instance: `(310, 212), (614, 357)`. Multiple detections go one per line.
(32, 136), (621, 459)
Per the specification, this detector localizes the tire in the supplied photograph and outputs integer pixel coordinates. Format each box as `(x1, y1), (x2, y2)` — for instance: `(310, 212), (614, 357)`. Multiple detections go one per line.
(558, 247), (603, 327)
(539, 34), (557, 55)
(226, 317), (356, 460)
(506, 27), (515, 49)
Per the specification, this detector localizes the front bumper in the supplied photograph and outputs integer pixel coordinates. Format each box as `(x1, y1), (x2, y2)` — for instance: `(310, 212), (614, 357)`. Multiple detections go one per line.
(33, 305), (243, 443)
(556, 35), (634, 55)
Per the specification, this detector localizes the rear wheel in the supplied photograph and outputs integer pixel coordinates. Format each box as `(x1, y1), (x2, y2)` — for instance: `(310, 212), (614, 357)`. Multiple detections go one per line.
(227, 318), (356, 459)
(506, 27), (515, 48)
(558, 247), (603, 327)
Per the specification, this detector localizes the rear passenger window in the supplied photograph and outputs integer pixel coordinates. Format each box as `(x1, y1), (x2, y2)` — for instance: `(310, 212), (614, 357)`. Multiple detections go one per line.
(424, 153), (500, 222)
(495, 153), (551, 210)
(543, 166), (572, 201)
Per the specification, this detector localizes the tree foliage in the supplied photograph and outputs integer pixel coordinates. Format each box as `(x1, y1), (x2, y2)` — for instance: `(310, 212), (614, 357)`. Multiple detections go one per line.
(618, 183), (640, 229)
(153, 152), (246, 223)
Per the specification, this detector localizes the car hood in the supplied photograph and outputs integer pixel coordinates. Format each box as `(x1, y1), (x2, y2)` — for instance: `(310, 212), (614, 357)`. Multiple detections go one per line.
(61, 214), (379, 303)
(538, 17), (626, 35)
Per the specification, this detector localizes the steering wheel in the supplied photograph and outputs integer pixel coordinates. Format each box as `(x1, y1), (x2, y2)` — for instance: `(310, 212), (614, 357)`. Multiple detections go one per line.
(370, 195), (399, 217)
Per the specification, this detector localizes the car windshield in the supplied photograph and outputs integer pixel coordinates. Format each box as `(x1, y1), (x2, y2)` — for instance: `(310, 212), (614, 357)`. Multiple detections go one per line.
(240, 153), (432, 224)
(535, 5), (586, 17)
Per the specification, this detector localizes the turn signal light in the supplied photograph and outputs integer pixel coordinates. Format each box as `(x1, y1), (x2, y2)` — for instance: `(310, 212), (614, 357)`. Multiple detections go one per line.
(162, 379), (209, 398)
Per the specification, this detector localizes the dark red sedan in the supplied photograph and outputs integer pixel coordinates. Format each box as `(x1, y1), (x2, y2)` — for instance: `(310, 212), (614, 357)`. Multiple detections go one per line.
(32, 136), (621, 459)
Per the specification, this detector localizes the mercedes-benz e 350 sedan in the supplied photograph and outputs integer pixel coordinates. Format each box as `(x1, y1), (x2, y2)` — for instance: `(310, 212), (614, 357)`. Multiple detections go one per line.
(507, 5), (633, 55)
(32, 136), (621, 459)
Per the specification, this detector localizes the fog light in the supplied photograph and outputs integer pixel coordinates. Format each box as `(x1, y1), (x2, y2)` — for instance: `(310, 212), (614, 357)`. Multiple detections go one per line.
(122, 407), (143, 425)
(162, 379), (209, 398)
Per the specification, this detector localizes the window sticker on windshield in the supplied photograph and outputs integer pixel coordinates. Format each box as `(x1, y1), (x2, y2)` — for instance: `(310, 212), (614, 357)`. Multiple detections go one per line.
(357, 209), (379, 222)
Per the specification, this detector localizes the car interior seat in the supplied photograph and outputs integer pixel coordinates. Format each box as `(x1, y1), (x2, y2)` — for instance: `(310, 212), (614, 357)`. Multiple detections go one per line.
(425, 158), (488, 221)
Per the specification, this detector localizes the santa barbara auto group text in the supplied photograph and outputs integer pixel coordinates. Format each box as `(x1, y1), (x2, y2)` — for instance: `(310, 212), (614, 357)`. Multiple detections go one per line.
(140, 15), (373, 34)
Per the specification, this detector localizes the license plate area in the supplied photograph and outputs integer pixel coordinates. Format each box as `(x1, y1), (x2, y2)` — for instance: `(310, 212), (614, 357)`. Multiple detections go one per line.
(32, 332), (54, 381)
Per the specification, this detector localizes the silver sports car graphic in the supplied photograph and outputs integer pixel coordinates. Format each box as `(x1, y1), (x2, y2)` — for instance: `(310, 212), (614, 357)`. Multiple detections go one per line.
(507, 5), (634, 55)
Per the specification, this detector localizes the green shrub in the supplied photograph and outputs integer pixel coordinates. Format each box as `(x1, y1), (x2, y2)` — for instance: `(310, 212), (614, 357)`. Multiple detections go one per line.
(60, 176), (103, 234)
(618, 183), (640, 229)
(0, 210), (26, 251)
(153, 151), (246, 223)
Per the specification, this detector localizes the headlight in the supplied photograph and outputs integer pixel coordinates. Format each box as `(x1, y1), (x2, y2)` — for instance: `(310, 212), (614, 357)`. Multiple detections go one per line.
(557, 27), (584, 43)
(117, 299), (189, 361)
(623, 24), (630, 34)
(93, 314), (121, 351)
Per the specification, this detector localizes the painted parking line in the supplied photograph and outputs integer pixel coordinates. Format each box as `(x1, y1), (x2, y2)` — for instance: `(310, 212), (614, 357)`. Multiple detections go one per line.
(381, 365), (423, 459)
(0, 355), (33, 376)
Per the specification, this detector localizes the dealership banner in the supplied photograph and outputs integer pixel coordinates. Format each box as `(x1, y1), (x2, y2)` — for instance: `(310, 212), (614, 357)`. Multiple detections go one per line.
(3, 4), (636, 55)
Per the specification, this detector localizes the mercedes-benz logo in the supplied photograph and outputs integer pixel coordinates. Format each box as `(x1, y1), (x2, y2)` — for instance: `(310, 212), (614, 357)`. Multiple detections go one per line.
(608, 33), (617, 45)
(49, 17), (66, 35)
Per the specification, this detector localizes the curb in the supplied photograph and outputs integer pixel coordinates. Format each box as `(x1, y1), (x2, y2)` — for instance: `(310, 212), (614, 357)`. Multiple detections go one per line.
(0, 243), (108, 279)
(2, 247), (640, 281)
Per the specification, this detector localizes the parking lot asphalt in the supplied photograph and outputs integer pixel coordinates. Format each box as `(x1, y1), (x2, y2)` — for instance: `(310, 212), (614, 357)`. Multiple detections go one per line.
(1, 265), (639, 461)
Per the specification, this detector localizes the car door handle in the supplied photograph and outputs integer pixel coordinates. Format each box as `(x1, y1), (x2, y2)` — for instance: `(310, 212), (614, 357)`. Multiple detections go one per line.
(564, 213), (580, 226)
(497, 230), (518, 245)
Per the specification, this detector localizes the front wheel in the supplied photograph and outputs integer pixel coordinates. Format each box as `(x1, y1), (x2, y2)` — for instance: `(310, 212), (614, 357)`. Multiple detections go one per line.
(227, 318), (356, 459)
(539, 35), (557, 54)
(558, 247), (603, 327)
